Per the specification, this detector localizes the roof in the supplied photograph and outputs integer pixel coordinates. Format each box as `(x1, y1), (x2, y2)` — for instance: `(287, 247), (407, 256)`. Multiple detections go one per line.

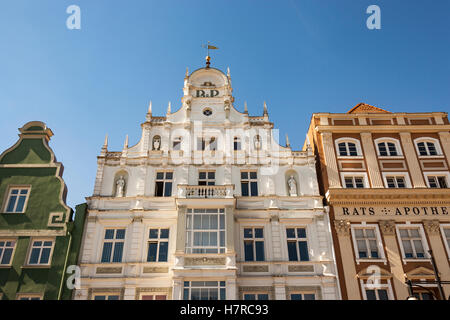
(347, 103), (391, 114)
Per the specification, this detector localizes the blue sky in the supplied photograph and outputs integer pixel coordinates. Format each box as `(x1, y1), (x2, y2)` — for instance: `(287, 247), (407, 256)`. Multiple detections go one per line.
(1, 0), (449, 209)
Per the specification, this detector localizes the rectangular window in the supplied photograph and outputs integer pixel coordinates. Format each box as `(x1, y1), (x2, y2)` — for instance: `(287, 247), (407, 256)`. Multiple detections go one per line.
(427, 176), (448, 188)
(354, 228), (379, 259)
(0, 240), (16, 265)
(243, 228), (265, 261)
(93, 294), (120, 300)
(28, 240), (54, 265)
(413, 292), (435, 300)
(183, 281), (226, 300)
(185, 209), (225, 254)
(443, 228), (450, 250)
(198, 171), (215, 186)
(386, 176), (406, 188)
(4, 187), (30, 213)
(101, 229), (125, 263)
(241, 171), (258, 196)
(209, 137), (217, 151)
(244, 293), (269, 300)
(16, 294), (43, 300)
(233, 138), (241, 151)
(399, 228), (426, 259)
(147, 228), (169, 262)
(155, 172), (173, 197)
(365, 288), (389, 300)
(344, 177), (365, 188)
(141, 294), (167, 300)
(290, 293), (316, 300)
(286, 228), (309, 261)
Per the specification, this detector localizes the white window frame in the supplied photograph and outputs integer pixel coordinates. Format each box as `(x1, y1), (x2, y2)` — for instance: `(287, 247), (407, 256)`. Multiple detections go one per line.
(147, 227), (170, 262)
(340, 172), (369, 188)
(100, 228), (126, 263)
(396, 223), (430, 262)
(242, 227), (266, 262)
(424, 172), (450, 189)
(414, 138), (443, 157)
(139, 292), (168, 300)
(2, 185), (31, 213)
(382, 172), (412, 188)
(198, 170), (216, 186)
(0, 238), (17, 266)
(360, 279), (394, 300)
(16, 293), (43, 300)
(25, 238), (55, 267)
(374, 138), (403, 157)
(335, 137), (363, 158)
(285, 226), (310, 262)
(288, 292), (317, 300)
(154, 171), (173, 197)
(243, 292), (270, 300)
(240, 170), (259, 196)
(183, 280), (226, 300)
(440, 224), (450, 260)
(92, 293), (121, 300)
(350, 223), (386, 264)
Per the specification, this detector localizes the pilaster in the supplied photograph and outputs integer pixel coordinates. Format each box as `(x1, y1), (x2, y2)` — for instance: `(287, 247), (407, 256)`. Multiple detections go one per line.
(360, 132), (383, 188)
(321, 132), (341, 188)
(399, 132), (426, 188)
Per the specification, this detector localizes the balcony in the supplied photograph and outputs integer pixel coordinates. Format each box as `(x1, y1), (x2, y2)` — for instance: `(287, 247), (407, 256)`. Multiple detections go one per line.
(178, 185), (234, 199)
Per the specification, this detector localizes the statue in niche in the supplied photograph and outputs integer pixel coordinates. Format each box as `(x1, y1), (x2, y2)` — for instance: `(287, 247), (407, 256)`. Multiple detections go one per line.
(153, 136), (161, 150)
(115, 176), (126, 197)
(254, 135), (261, 150)
(288, 175), (297, 196)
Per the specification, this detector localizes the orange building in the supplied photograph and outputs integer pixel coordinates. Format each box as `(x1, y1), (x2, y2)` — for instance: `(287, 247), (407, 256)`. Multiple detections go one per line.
(305, 103), (450, 300)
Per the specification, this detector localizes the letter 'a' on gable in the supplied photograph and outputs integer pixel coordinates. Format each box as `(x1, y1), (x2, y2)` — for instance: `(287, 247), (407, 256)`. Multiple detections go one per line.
(347, 103), (391, 114)
(0, 121), (55, 165)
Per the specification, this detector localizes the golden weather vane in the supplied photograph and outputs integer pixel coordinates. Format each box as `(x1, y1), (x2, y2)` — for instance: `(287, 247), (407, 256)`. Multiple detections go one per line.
(201, 41), (219, 68)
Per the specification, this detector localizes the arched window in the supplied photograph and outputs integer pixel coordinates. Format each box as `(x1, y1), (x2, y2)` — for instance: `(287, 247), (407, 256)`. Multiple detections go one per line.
(414, 138), (442, 156)
(234, 137), (241, 151)
(172, 137), (181, 150)
(374, 138), (402, 157)
(335, 138), (362, 157)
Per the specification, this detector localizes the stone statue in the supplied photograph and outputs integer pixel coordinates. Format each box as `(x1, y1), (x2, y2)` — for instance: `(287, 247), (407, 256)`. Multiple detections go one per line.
(288, 175), (297, 196)
(254, 136), (261, 150)
(153, 137), (161, 150)
(115, 176), (125, 197)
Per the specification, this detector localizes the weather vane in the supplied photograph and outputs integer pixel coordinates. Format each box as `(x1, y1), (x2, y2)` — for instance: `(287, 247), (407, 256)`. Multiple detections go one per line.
(201, 41), (218, 68)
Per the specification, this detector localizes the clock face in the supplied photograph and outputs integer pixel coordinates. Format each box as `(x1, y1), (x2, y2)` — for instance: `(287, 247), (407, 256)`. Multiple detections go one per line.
(203, 108), (213, 116)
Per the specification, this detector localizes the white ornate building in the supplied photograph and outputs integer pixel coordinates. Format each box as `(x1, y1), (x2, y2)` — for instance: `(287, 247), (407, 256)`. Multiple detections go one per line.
(74, 62), (341, 300)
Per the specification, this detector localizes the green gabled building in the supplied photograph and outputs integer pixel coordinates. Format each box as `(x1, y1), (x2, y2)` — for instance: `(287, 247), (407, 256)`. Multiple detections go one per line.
(0, 121), (86, 300)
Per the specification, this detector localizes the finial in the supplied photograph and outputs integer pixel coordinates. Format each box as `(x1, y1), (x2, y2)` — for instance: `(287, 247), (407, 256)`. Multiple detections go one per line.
(124, 135), (128, 149)
(227, 67), (231, 78)
(263, 101), (268, 116)
(103, 134), (108, 148)
(185, 67), (189, 78)
(167, 101), (171, 114)
(148, 101), (152, 114)
(244, 101), (248, 113)
(286, 134), (291, 148)
(205, 56), (211, 68)
(306, 134), (311, 147)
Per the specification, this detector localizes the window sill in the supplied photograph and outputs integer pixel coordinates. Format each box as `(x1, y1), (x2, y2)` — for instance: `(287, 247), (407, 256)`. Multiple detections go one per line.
(402, 258), (430, 264)
(356, 258), (387, 265)
(0, 265), (13, 268)
(337, 156), (364, 160)
(378, 156), (404, 159)
(21, 265), (51, 269)
(418, 155), (444, 159)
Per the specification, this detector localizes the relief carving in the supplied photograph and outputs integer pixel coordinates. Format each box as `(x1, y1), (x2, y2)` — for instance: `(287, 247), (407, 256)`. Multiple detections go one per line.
(334, 219), (351, 236)
(379, 220), (396, 235)
(423, 220), (440, 235)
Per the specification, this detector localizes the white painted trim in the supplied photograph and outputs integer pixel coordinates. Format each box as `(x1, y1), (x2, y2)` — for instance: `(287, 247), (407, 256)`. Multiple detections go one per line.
(340, 172), (369, 188)
(25, 237), (56, 267)
(381, 172), (412, 188)
(439, 224), (450, 260)
(422, 171), (450, 188)
(350, 224), (386, 264)
(0, 237), (18, 267)
(374, 137), (403, 156)
(335, 137), (363, 157)
(395, 224), (431, 262)
(360, 279), (394, 300)
(413, 137), (443, 156)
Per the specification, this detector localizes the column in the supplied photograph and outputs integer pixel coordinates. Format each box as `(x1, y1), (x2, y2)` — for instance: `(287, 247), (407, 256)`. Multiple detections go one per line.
(334, 219), (360, 299)
(423, 220), (450, 298)
(176, 205), (187, 254)
(360, 132), (384, 188)
(378, 220), (409, 299)
(172, 278), (183, 300)
(225, 205), (235, 253)
(320, 132), (341, 188)
(399, 132), (426, 188)
(226, 278), (237, 300)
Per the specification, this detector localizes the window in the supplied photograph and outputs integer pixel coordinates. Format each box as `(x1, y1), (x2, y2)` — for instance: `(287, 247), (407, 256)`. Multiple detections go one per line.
(377, 142), (398, 156)
(412, 292), (435, 300)
(286, 228), (309, 261)
(398, 227), (427, 259)
(147, 228), (169, 262)
(233, 137), (241, 151)
(197, 137), (206, 151)
(155, 172), (173, 197)
(141, 294), (167, 300)
(4, 187), (30, 213)
(27, 239), (54, 265)
(385, 176), (406, 188)
(172, 137), (182, 150)
(16, 294), (43, 300)
(185, 209), (225, 254)
(93, 294), (120, 300)
(344, 176), (365, 188)
(243, 228), (265, 261)
(101, 229), (125, 263)
(427, 176), (448, 188)
(199, 171), (215, 186)
(241, 171), (258, 196)
(203, 108), (212, 116)
(244, 293), (269, 300)
(0, 239), (16, 265)
(443, 227), (450, 250)
(416, 141), (438, 156)
(338, 142), (358, 156)
(183, 281), (226, 300)
(365, 288), (389, 300)
(290, 293), (316, 300)
(353, 228), (379, 259)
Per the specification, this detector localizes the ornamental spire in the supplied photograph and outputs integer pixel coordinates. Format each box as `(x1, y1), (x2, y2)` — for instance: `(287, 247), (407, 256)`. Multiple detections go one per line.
(185, 67), (189, 78)
(263, 101), (268, 116)
(286, 133), (291, 148)
(103, 134), (108, 148)
(123, 135), (128, 149)
(167, 101), (172, 114)
(146, 101), (152, 121)
(244, 101), (248, 113)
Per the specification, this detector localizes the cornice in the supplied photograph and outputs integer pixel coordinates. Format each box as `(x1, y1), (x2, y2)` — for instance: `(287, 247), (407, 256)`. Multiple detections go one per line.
(315, 124), (450, 133)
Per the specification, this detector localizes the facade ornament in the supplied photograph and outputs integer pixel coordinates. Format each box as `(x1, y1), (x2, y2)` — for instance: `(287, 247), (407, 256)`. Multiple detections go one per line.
(244, 101), (248, 114)
(254, 135), (261, 150)
(379, 220), (396, 235)
(287, 175), (297, 196)
(334, 219), (351, 236)
(152, 136), (161, 150)
(285, 134), (291, 148)
(263, 101), (268, 116)
(423, 220), (440, 235)
(115, 176), (126, 197)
